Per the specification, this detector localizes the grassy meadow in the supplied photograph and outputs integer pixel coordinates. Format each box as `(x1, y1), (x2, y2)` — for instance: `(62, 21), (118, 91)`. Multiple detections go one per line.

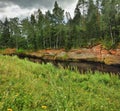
(0, 55), (120, 111)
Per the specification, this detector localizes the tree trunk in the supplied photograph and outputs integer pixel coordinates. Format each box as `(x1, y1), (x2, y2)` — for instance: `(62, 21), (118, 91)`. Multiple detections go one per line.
(56, 35), (59, 48)
(16, 36), (18, 49)
(110, 24), (114, 44)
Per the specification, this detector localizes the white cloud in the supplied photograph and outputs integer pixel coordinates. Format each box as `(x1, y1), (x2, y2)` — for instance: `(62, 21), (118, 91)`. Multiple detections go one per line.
(64, 0), (78, 18)
(0, 5), (30, 20)
(0, 0), (78, 20)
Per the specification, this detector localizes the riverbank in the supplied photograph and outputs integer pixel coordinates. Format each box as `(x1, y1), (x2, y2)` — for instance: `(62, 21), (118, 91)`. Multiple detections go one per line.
(1, 45), (120, 66)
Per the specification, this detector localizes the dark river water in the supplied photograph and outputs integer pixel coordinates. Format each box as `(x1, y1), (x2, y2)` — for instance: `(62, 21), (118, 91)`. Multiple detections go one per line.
(6, 53), (119, 75)
(53, 60), (120, 74)
(27, 57), (120, 75)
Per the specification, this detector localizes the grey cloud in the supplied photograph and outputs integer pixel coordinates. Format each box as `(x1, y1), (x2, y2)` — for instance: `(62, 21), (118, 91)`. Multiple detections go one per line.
(0, 0), (77, 20)
(0, 9), (5, 13)
(0, 0), (76, 10)
(0, 1), (11, 9)
(0, 1), (14, 13)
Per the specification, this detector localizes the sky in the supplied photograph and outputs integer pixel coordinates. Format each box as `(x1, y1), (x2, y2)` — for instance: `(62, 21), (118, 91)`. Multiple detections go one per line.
(0, 0), (78, 20)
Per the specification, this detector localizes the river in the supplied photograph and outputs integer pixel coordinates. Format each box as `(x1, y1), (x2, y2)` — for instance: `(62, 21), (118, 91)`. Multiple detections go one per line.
(26, 57), (120, 75)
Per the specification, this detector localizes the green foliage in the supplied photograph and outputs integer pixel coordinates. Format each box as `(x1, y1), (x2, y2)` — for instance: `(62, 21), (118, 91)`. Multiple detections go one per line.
(100, 36), (117, 49)
(0, 0), (120, 49)
(53, 1), (64, 24)
(0, 18), (10, 48)
(16, 49), (25, 54)
(0, 56), (120, 111)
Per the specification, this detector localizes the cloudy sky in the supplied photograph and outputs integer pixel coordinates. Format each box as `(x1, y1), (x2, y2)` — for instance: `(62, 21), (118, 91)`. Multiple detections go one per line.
(0, 0), (78, 20)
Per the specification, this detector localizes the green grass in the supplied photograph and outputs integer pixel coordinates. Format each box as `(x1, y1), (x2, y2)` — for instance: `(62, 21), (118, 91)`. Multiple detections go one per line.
(0, 55), (120, 111)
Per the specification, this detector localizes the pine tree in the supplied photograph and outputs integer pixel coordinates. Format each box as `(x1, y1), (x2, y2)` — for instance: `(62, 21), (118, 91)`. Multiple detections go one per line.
(0, 18), (11, 48)
(44, 10), (52, 48)
(53, 1), (64, 24)
(52, 1), (64, 48)
(36, 9), (45, 49)
(101, 0), (120, 47)
(30, 14), (38, 50)
(73, 4), (81, 24)
(86, 0), (100, 46)
(9, 17), (21, 49)
(0, 20), (3, 42)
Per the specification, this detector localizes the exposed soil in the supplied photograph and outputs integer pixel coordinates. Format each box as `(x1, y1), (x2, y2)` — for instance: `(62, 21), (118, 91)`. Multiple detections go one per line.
(1, 45), (120, 74)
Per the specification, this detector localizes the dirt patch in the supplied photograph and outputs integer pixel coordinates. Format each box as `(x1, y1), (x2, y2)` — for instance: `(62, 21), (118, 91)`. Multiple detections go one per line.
(1, 45), (120, 65)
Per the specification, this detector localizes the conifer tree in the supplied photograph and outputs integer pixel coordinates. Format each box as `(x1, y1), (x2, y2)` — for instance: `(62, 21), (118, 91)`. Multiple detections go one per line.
(0, 18), (10, 48)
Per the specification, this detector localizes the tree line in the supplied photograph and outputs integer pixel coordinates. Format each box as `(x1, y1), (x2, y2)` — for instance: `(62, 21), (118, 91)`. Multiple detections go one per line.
(0, 0), (120, 50)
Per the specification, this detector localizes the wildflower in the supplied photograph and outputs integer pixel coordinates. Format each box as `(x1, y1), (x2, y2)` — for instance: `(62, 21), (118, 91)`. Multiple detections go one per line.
(7, 108), (13, 111)
(41, 105), (47, 109)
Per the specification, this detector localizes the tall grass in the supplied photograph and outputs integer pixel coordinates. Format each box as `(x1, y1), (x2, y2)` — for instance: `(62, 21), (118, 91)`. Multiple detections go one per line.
(0, 55), (120, 111)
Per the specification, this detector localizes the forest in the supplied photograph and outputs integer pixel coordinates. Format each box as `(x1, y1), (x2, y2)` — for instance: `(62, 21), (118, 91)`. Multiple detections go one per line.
(0, 1), (120, 110)
(0, 0), (120, 50)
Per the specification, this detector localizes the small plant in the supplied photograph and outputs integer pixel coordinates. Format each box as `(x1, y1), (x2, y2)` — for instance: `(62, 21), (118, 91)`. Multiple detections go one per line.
(16, 49), (25, 54)
(100, 37), (115, 50)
